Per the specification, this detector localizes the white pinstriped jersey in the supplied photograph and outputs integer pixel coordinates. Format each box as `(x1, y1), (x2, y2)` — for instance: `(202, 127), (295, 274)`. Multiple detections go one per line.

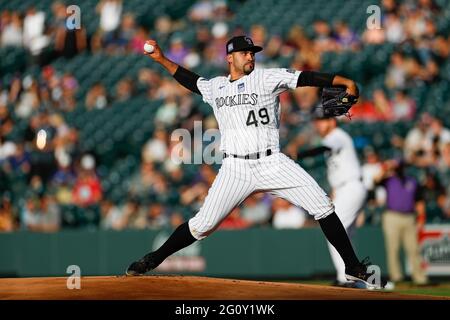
(322, 127), (362, 189)
(188, 68), (336, 240)
(196, 68), (301, 155)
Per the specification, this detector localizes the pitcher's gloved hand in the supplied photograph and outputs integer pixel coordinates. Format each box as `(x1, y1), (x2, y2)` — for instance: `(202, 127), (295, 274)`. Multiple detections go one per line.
(321, 86), (358, 118)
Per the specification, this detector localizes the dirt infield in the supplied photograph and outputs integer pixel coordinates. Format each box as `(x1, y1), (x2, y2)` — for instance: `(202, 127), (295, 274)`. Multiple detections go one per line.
(0, 276), (447, 300)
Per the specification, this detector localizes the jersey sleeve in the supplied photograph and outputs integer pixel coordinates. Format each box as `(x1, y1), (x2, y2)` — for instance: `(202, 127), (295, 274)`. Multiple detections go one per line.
(322, 132), (344, 152)
(263, 68), (302, 95)
(196, 77), (214, 106)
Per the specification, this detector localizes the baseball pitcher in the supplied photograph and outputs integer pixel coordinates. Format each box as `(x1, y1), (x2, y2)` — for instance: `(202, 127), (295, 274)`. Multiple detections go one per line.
(126, 36), (385, 289)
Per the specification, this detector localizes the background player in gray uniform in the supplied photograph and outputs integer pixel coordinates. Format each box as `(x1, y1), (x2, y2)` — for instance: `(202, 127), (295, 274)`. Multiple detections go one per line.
(297, 109), (367, 287)
(126, 36), (385, 289)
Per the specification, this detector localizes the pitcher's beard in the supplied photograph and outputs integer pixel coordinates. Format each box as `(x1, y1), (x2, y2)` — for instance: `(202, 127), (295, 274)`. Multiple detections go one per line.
(244, 63), (254, 74)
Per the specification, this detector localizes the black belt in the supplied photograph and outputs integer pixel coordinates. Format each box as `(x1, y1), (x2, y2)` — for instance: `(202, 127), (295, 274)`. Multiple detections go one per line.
(223, 149), (272, 160)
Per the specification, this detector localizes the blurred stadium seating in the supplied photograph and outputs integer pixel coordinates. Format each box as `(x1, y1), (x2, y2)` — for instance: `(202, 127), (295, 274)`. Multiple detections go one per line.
(0, 0), (449, 232)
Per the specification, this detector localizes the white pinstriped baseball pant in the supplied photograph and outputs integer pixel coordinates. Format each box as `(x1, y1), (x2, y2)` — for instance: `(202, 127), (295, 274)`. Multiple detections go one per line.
(188, 152), (335, 239)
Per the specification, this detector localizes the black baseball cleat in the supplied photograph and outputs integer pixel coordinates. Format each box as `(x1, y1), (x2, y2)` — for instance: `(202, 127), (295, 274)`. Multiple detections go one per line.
(126, 252), (159, 276)
(345, 257), (388, 290)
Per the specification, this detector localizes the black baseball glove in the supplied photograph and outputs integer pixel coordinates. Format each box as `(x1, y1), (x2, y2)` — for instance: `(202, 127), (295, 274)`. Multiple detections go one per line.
(321, 87), (358, 118)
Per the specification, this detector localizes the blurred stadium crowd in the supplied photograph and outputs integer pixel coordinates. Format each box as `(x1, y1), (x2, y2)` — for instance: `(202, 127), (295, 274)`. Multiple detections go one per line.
(0, 0), (449, 232)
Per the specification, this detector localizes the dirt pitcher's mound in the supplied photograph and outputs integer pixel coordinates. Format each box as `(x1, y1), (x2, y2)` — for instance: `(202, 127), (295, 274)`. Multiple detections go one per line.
(0, 276), (446, 300)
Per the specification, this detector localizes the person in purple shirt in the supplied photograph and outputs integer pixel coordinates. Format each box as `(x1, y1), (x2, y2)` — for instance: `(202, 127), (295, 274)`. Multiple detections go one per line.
(166, 37), (189, 65)
(333, 21), (360, 51)
(375, 158), (428, 286)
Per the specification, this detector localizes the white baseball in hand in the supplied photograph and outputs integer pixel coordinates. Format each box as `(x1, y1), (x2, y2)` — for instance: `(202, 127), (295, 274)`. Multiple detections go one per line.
(144, 43), (154, 53)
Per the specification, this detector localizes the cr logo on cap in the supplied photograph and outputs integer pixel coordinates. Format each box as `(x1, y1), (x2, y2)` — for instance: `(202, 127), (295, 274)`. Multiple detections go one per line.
(244, 37), (253, 45)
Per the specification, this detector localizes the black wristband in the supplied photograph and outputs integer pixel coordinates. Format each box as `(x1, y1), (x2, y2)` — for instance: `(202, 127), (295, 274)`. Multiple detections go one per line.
(173, 66), (201, 95)
(297, 71), (335, 87)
